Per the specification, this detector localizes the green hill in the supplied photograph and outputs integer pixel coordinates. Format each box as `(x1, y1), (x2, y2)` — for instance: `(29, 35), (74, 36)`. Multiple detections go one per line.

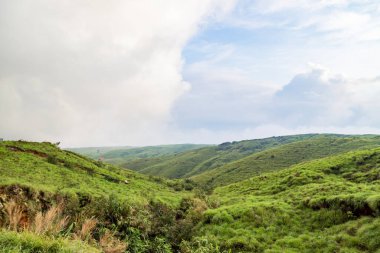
(122, 134), (380, 186)
(125, 134), (331, 178)
(70, 144), (209, 165)
(0, 140), (196, 252)
(192, 135), (380, 187)
(67, 146), (134, 159)
(4, 137), (380, 252)
(0, 141), (185, 204)
(194, 147), (380, 252)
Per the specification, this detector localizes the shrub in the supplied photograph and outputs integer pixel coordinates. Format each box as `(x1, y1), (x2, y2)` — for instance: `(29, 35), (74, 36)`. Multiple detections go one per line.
(47, 155), (59, 165)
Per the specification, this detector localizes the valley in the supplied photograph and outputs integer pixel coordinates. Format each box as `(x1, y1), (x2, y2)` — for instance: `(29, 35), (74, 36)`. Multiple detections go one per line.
(2, 134), (380, 252)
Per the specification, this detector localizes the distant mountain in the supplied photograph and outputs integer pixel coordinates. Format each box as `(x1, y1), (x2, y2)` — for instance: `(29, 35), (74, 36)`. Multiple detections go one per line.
(67, 146), (134, 159)
(68, 144), (209, 165)
(192, 135), (380, 187)
(124, 134), (327, 178)
(123, 134), (379, 181)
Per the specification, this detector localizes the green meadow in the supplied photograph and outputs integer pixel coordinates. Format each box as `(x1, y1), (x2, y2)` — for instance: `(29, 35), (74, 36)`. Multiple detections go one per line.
(2, 135), (380, 252)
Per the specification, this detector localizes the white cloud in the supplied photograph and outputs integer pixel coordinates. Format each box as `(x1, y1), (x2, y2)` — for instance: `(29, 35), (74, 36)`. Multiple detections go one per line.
(172, 63), (380, 143)
(269, 65), (380, 127)
(0, 0), (236, 146)
(225, 0), (380, 42)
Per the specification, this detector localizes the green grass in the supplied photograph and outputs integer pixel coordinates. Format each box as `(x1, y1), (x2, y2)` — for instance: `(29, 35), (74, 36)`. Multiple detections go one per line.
(67, 146), (134, 160)
(4, 137), (380, 252)
(0, 141), (187, 206)
(70, 144), (209, 165)
(192, 135), (380, 187)
(194, 148), (380, 252)
(0, 230), (99, 253)
(125, 134), (338, 178)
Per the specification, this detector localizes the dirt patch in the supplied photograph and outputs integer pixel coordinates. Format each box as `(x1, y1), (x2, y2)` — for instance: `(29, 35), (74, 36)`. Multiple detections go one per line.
(6, 145), (48, 158)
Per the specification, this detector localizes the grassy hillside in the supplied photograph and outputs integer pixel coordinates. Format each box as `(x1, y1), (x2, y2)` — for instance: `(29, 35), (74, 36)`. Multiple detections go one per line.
(192, 135), (380, 187)
(4, 138), (380, 252)
(0, 141), (185, 205)
(70, 144), (209, 165)
(125, 134), (330, 178)
(67, 146), (133, 159)
(0, 230), (99, 252)
(0, 140), (200, 252)
(194, 148), (380, 252)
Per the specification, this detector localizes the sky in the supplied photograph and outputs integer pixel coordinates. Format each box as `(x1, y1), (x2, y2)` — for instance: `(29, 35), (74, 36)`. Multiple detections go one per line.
(1, 0), (380, 147)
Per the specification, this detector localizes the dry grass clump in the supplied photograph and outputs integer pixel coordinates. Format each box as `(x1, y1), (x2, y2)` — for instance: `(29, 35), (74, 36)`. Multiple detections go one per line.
(99, 230), (128, 253)
(4, 200), (24, 231)
(74, 218), (98, 241)
(32, 203), (68, 235)
(2, 200), (68, 236)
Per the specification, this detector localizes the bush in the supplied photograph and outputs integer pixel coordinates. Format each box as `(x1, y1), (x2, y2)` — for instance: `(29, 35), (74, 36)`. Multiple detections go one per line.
(47, 155), (58, 165)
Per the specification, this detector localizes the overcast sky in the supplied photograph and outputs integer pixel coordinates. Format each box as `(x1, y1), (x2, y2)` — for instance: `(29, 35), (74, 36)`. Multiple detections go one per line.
(1, 0), (380, 147)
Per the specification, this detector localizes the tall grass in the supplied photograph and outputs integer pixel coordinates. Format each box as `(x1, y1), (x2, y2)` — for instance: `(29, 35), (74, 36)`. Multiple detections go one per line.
(32, 203), (68, 235)
(75, 218), (98, 241)
(4, 200), (24, 231)
(100, 230), (128, 253)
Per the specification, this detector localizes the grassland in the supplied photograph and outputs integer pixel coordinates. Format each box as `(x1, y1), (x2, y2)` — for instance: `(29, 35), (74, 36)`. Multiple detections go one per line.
(195, 148), (380, 252)
(0, 140), (198, 252)
(67, 146), (133, 160)
(3, 136), (380, 252)
(0, 141), (185, 205)
(192, 135), (380, 187)
(124, 134), (331, 178)
(70, 144), (209, 166)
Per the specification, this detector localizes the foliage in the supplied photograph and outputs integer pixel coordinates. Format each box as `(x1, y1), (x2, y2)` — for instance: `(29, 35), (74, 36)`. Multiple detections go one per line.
(3, 138), (380, 252)
(70, 144), (209, 165)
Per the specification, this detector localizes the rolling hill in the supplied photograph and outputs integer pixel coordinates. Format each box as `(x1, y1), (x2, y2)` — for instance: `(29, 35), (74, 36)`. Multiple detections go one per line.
(192, 135), (380, 187)
(194, 147), (380, 252)
(0, 140), (195, 252)
(3, 136), (380, 252)
(121, 134), (380, 186)
(69, 144), (209, 165)
(123, 134), (332, 178)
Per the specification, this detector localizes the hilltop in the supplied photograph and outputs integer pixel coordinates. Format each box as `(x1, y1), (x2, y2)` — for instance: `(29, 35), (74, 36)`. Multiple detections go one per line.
(0, 141), (186, 204)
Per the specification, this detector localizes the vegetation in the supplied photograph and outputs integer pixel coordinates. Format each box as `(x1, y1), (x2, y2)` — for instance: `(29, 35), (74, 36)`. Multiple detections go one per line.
(3, 135), (380, 252)
(67, 146), (134, 160)
(70, 144), (209, 165)
(192, 135), (380, 187)
(195, 148), (380, 252)
(0, 140), (199, 252)
(124, 134), (332, 178)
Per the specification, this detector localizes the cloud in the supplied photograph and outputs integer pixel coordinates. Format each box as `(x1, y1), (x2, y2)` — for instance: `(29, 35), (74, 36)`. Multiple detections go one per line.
(224, 0), (380, 42)
(0, 0), (236, 146)
(270, 65), (380, 128)
(171, 62), (380, 143)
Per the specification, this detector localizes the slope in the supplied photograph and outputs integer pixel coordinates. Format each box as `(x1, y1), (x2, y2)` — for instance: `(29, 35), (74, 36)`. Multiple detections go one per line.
(67, 146), (134, 159)
(192, 135), (380, 187)
(69, 144), (209, 165)
(0, 140), (185, 205)
(101, 144), (209, 165)
(125, 134), (331, 178)
(0, 140), (202, 252)
(194, 147), (380, 252)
